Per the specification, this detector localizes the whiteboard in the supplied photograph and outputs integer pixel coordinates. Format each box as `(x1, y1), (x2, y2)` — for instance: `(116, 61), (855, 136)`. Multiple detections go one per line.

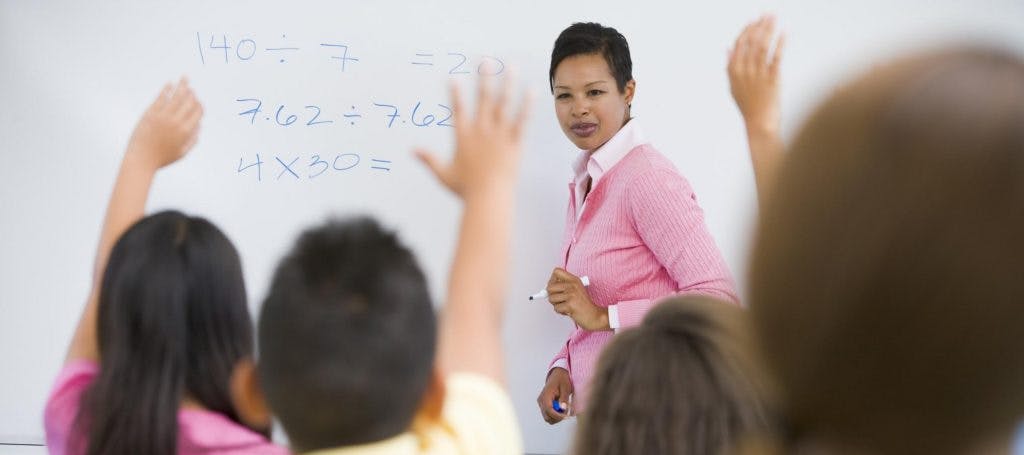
(1, 1), (1022, 453)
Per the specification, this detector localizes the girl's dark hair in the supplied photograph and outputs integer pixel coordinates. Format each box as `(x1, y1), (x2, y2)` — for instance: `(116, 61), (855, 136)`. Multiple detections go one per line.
(549, 22), (633, 93)
(750, 47), (1024, 454)
(74, 211), (255, 455)
(574, 296), (772, 455)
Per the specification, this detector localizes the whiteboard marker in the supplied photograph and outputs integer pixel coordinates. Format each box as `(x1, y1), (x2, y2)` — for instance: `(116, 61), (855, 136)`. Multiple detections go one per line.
(528, 276), (590, 301)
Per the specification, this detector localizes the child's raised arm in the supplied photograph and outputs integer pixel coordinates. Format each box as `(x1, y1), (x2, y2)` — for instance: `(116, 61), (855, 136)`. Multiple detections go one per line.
(65, 78), (203, 363)
(416, 75), (530, 383)
(728, 15), (785, 207)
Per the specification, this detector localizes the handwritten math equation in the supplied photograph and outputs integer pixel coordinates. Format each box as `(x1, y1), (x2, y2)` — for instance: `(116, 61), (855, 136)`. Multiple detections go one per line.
(235, 98), (454, 129)
(237, 152), (393, 183)
(198, 33), (501, 183)
(195, 33), (505, 75)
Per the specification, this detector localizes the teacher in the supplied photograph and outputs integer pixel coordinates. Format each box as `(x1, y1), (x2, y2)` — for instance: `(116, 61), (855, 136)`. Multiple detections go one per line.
(537, 22), (739, 424)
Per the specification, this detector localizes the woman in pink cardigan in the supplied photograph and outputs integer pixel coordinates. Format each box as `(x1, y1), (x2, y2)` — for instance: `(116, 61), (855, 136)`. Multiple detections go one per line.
(536, 22), (739, 424)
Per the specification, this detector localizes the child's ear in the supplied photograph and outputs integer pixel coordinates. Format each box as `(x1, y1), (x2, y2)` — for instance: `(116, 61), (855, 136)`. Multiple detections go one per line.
(230, 357), (272, 431)
(412, 368), (447, 431)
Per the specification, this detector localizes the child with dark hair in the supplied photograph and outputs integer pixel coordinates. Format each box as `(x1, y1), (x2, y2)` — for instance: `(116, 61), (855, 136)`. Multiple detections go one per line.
(538, 21), (738, 422)
(256, 217), (438, 450)
(573, 296), (772, 455)
(241, 76), (531, 454)
(44, 79), (286, 455)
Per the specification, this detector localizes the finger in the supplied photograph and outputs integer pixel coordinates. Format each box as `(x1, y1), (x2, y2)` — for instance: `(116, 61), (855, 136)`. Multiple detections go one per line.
(185, 99), (204, 124)
(494, 69), (515, 124)
(552, 303), (572, 316)
(752, 21), (771, 71)
(184, 104), (204, 135)
(734, 24), (753, 73)
(414, 148), (454, 189)
(449, 80), (467, 131)
(769, 33), (786, 79)
(176, 91), (202, 121)
(551, 267), (579, 284)
(548, 293), (569, 306)
(476, 72), (494, 122)
(557, 381), (572, 414)
(756, 15), (777, 71)
(150, 83), (173, 112)
(510, 88), (533, 141)
(744, 17), (767, 72)
(545, 282), (570, 296)
(167, 77), (191, 113)
(542, 405), (563, 424)
(547, 268), (564, 286)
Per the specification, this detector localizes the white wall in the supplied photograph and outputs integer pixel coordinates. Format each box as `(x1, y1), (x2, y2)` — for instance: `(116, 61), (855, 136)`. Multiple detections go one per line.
(1, 1), (1022, 453)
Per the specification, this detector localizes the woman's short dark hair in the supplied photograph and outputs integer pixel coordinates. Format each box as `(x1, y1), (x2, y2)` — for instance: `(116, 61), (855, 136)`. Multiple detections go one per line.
(550, 22), (633, 93)
(574, 296), (771, 455)
(75, 211), (255, 455)
(750, 47), (1024, 454)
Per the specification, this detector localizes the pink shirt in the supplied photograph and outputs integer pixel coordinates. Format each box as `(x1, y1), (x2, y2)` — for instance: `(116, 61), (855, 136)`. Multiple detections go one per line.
(551, 121), (739, 413)
(44, 360), (289, 455)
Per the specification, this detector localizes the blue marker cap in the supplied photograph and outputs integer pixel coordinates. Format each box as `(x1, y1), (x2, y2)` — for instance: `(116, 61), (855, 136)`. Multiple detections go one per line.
(552, 398), (565, 413)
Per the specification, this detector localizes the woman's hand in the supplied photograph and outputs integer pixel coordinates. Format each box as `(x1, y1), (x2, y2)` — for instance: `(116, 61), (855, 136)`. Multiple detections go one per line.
(546, 268), (609, 331)
(537, 367), (573, 424)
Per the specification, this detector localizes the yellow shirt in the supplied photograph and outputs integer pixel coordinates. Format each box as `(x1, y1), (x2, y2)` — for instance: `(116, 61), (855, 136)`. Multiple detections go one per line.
(304, 373), (522, 455)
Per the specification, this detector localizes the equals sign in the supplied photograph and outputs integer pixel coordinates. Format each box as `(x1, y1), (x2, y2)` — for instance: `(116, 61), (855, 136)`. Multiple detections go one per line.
(411, 53), (434, 66)
(370, 159), (392, 171)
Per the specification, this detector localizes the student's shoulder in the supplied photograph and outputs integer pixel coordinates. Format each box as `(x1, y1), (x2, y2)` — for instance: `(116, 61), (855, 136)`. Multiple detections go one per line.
(422, 372), (522, 455)
(44, 360), (100, 452)
(178, 408), (290, 455)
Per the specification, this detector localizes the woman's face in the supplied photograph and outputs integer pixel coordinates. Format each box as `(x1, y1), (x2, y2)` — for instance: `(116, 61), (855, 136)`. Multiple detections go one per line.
(552, 53), (635, 152)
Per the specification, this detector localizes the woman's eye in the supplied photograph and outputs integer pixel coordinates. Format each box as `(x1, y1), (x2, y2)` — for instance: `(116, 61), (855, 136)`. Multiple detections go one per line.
(556, 93), (570, 100)
(588, 90), (604, 97)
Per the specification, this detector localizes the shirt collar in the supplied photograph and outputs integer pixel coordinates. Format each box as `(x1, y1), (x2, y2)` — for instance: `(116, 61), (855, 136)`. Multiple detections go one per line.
(572, 118), (647, 188)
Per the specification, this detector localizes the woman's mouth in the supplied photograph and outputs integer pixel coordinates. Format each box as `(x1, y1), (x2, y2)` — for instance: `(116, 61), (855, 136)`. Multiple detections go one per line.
(571, 122), (598, 137)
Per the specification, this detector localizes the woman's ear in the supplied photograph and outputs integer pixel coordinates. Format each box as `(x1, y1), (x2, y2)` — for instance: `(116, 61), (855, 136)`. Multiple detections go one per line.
(230, 357), (272, 431)
(624, 79), (637, 106)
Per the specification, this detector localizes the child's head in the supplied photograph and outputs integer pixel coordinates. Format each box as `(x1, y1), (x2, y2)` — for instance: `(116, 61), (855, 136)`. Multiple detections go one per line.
(750, 47), (1024, 454)
(550, 22), (636, 151)
(256, 217), (436, 452)
(79, 211), (254, 455)
(574, 296), (771, 455)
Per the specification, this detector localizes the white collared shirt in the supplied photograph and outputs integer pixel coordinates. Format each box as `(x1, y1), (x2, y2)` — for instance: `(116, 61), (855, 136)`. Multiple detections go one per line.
(571, 118), (648, 221)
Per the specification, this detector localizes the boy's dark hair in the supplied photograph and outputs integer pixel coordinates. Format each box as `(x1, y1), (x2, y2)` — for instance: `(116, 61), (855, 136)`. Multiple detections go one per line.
(574, 296), (771, 455)
(257, 216), (436, 452)
(549, 22), (633, 93)
(76, 211), (255, 455)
